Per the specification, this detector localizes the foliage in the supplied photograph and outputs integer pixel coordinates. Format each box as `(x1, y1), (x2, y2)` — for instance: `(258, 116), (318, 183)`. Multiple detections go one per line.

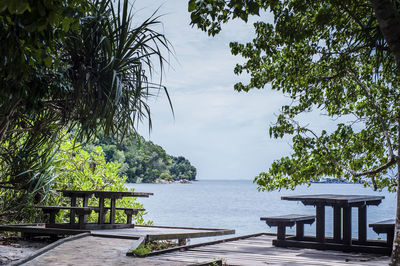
(130, 240), (178, 256)
(130, 244), (151, 256)
(0, 135), (151, 224)
(47, 137), (149, 225)
(0, 0), (171, 218)
(92, 133), (197, 183)
(189, 0), (399, 191)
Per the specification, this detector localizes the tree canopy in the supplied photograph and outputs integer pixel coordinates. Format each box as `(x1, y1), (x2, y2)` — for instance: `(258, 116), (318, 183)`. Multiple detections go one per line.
(0, 0), (171, 208)
(92, 133), (197, 183)
(189, 0), (400, 263)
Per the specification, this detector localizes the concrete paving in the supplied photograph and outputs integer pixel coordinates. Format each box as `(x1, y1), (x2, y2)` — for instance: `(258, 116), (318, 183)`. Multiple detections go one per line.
(22, 236), (184, 266)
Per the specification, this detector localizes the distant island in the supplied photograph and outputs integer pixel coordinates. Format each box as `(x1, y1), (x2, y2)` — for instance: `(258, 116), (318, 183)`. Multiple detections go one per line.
(91, 134), (196, 183)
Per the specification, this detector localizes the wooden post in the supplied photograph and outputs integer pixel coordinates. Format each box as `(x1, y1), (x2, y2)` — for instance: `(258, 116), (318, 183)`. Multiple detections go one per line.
(358, 204), (367, 243)
(78, 211), (85, 228)
(49, 210), (57, 225)
(296, 222), (304, 240)
(125, 210), (133, 224)
(277, 224), (286, 240)
(343, 206), (352, 246)
(70, 197), (76, 224)
(316, 204), (325, 243)
(98, 197), (105, 224)
(83, 195), (89, 224)
(333, 206), (342, 242)
(110, 198), (116, 224)
(388, 228), (395, 248)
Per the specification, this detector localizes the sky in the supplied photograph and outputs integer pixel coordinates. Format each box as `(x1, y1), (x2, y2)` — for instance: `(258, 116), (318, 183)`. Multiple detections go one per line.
(133, 0), (293, 180)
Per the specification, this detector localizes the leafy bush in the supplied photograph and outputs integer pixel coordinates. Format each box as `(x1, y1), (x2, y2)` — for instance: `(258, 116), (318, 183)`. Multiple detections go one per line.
(44, 137), (152, 225)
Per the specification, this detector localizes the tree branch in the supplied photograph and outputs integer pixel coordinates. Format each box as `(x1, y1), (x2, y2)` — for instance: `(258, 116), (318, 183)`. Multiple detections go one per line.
(333, 157), (397, 177)
(298, 121), (398, 179)
(346, 70), (395, 159)
(339, 2), (368, 32)
(5, 128), (34, 135)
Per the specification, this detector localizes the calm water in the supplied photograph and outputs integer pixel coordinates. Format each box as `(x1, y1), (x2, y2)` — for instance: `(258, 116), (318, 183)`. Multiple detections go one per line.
(127, 180), (395, 241)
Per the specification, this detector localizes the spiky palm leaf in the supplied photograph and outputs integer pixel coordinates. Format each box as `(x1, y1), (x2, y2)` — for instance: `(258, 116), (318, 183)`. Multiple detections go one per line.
(62, 0), (172, 140)
(0, 0), (172, 222)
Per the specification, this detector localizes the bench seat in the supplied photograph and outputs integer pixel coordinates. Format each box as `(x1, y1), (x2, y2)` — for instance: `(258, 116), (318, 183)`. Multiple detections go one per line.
(36, 206), (98, 225)
(95, 207), (145, 224)
(36, 206), (145, 226)
(369, 219), (395, 247)
(261, 214), (315, 240)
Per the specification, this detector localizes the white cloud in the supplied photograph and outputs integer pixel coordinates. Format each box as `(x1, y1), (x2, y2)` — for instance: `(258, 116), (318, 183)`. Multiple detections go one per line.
(134, 0), (292, 180)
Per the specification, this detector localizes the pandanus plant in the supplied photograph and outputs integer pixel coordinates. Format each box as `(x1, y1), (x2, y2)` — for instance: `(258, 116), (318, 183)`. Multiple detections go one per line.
(0, 0), (172, 222)
(62, 0), (172, 139)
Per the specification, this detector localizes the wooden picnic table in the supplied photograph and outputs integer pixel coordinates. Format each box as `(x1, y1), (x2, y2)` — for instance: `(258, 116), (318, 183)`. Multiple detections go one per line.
(281, 194), (385, 245)
(91, 191), (153, 224)
(55, 190), (153, 228)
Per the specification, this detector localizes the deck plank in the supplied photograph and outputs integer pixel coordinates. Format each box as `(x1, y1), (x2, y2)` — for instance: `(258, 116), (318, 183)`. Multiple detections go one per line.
(21, 233), (390, 265)
(149, 234), (389, 266)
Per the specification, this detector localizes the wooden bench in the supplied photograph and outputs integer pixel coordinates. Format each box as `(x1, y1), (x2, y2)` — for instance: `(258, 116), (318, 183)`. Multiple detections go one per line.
(260, 214), (315, 240)
(36, 206), (98, 226)
(117, 208), (145, 224)
(369, 219), (395, 247)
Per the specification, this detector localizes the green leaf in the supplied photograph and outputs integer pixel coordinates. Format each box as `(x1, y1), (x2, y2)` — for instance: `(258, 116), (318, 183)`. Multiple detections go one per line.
(188, 0), (197, 12)
(43, 56), (52, 67)
(62, 17), (71, 32)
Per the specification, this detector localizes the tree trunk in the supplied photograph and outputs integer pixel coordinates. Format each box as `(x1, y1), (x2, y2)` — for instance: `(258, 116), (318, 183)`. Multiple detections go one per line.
(370, 0), (400, 69)
(391, 118), (400, 265)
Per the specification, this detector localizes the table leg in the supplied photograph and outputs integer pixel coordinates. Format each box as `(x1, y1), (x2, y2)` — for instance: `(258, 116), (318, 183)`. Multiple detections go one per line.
(277, 224), (286, 240)
(343, 206), (352, 245)
(333, 206), (342, 242)
(78, 212), (85, 228)
(83, 195), (89, 224)
(125, 210), (134, 224)
(83, 196), (89, 207)
(316, 204), (325, 243)
(70, 196), (76, 224)
(358, 204), (367, 243)
(110, 198), (116, 224)
(98, 197), (106, 224)
(387, 229), (395, 247)
(48, 210), (57, 225)
(296, 222), (305, 240)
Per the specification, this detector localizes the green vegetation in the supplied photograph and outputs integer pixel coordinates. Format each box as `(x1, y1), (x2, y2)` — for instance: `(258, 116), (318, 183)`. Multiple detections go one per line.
(130, 240), (178, 257)
(50, 136), (149, 225)
(0, 134), (150, 225)
(130, 245), (151, 257)
(189, 0), (400, 263)
(0, 0), (171, 223)
(91, 134), (197, 183)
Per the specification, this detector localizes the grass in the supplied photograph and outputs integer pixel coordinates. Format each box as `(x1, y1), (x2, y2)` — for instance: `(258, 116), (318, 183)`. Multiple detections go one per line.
(130, 240), (178, 256)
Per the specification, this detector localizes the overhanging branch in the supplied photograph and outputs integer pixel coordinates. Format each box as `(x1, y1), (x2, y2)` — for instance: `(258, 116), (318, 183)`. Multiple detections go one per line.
(346, 70), (395, 159)
(334, 157), (397, 177)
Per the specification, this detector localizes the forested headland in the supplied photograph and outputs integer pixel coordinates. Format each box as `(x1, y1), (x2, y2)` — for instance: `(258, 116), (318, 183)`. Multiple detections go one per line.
(89, 134), (197, 183)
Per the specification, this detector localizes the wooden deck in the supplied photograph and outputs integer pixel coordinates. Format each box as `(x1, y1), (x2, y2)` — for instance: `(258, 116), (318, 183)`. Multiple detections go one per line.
(91, 225), (235, 241)
(20, 234), (389, 265)
(141, 234), (389, 265)
(0, 224), (234, 242)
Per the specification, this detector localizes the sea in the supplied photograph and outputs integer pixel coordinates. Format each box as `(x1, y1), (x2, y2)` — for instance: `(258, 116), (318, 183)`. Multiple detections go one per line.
(127, 180), (395, 243)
